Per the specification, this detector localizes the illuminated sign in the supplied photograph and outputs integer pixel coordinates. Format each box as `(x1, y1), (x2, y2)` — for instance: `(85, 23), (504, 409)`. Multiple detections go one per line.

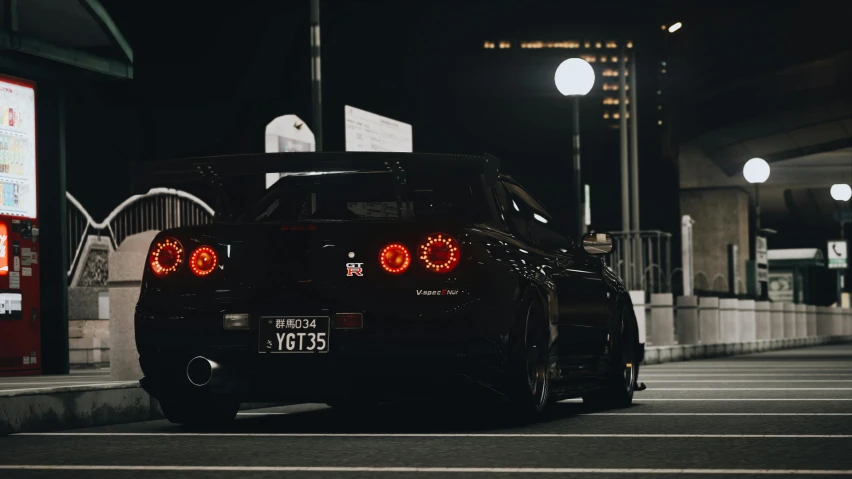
(344, 106), (412, 153)
(0, 221), (7, 275)
(0, 76), (37, 218)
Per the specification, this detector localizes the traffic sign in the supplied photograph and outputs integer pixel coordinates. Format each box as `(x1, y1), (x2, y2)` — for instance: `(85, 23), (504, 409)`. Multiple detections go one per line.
(756, 236), (768, 266)
(828, 240), (848, 270)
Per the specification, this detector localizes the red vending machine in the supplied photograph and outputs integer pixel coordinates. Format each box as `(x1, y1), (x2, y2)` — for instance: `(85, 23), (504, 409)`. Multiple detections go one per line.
(0, 75), (41, 376)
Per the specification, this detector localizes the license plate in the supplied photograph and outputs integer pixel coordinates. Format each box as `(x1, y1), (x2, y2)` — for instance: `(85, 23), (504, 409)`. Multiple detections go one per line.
(258, 316), (330, 353)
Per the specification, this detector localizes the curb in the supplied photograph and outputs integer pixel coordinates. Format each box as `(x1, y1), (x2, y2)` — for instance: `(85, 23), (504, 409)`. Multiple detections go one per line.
(642, 335), (852, 365)
(0, 380), (282, 436)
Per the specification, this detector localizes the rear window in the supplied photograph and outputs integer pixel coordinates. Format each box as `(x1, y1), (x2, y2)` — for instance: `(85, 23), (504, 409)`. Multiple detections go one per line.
(244, 171), (482, 222)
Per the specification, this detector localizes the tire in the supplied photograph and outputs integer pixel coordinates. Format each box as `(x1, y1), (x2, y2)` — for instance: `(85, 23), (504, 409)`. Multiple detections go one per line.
(583, 311), (638, 409)
(506, 291), (552, 417)
(159, 396), (240, 427)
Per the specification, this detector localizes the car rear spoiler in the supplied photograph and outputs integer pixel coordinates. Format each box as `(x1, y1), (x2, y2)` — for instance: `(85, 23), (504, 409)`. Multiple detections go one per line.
(131, 151), (501, 193)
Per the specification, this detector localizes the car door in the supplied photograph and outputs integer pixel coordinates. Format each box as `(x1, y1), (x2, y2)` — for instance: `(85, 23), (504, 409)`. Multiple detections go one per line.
(502, 183), (610, 373)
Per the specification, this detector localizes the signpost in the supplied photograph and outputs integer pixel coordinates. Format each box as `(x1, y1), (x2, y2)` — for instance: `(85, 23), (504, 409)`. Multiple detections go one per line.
(344, 106), (412, 152)
(756, 236), (768, 297)
(264, 115), (316, 188)
(828, 240), (848, 269)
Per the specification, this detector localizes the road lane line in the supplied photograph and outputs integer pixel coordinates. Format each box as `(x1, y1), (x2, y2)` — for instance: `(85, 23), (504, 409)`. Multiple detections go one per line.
(561, 398), (852, 401)
(582, 413), (852, 416)
(237, 412), (291, 415)
(13, 433), (852, 438)
(644, 380), (852, 382)
(1, 466), (851, 474)
(644, 388), (852, 390)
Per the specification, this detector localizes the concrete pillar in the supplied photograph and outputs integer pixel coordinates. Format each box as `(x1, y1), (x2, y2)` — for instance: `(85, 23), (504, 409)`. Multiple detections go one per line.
(698, 297), (721, 344)
(650, 293), (675, 346)
(629, 291), (647, 344)
(719, 298), (739, 343)
(795, 304), (807, 338)
(755, 301), (770, 340)
(738, 299), (756, 342)
(769, 302), (784, 339)
(783, 303), (796, 339)
(676, 296), (699, 345)
(816, 306), (830, 336)
(108, 231), (159, 381)
(805, 305), (817, 337)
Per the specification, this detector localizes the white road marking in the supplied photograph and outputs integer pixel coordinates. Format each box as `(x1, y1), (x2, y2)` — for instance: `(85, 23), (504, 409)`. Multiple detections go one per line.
(0, 382), (137, 394)
(645, 388), (852, 390)
(643, 374), (852, 377)
(13, 432), (852, 438)
(237, 412), (291, 416)
(0, 465), (851, 474)
(583, 413), (852, 416)
(644, 380), (852, 382)
(632, 398), (852, 401)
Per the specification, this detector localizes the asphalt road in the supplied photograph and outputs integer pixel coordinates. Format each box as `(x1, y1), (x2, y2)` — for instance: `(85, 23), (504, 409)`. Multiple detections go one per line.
(2, 344), (852, 478)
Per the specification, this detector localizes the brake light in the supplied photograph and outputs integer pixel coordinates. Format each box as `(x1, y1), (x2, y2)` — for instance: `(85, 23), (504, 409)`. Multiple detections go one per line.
(189, 246), (218, 276)
(379, 243), (411, 274)
(149, 238), (184, 277)
(418, 233), (460, 273)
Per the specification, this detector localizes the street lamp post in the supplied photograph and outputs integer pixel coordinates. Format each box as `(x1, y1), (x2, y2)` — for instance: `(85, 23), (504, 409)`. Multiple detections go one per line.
(743, 158), (770, 299)
(555, 58), (595, 241)
(830, 183), (851, 307)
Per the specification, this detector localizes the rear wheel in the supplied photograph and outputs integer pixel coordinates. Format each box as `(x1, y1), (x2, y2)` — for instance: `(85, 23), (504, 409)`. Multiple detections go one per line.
(159, 395), (240, 427)
(506, 293), (551, 417)
(583, 315), (637, 408)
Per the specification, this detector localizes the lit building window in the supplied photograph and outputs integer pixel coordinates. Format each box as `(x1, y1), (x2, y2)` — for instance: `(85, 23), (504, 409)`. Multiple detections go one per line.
(584, 42), (591, 48)
(660, 25), (667, 30)
(602, 84), (629, 91)
(602, 69), (619, 77)
(601, 56), (608, 63)
(613, 113), (620, 119)
(499, 41), (511, 49)
(484, 41), (495, 49)
(611, 56), (618, 62)
(606, 41), (617, 48)
(627, 41), (633, 48)
(657, 90), (662, 95)
(658, 120), (663, 125)
(519, 41), (579, 49)
(603, 112), (610, 119)
(581, 55), (596, 63)
(595, 42), (602, 48)
(658, 105), (662, 110)
(661, 68), (667, 74)
(603, 97), (629, 105)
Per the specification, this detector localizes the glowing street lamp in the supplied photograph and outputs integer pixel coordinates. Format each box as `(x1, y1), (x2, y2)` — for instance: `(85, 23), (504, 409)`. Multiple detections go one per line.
(667, 22), (683, 33)
(743, 158), (770, 299)
(831, 184), (852, 202)
(554, 58), (595, 239)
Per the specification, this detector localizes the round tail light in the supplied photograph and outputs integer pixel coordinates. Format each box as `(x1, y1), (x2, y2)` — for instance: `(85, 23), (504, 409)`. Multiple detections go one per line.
(149, 238), (184, 277)
(418, 233), (460, 274)
(379, 243), (411, 274)
(189, 246), (218, 276)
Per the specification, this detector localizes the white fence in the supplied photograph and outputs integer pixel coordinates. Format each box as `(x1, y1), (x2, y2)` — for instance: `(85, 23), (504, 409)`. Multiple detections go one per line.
(67, 188), (215, 283)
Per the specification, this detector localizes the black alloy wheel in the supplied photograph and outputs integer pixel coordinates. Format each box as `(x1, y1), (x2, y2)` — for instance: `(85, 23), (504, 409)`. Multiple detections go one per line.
(509, 294), (551, 417)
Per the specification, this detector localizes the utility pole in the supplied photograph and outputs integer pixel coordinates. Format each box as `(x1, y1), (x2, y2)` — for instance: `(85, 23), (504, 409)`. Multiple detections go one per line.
(310, 0), (323, 151)
(629, 51), (641, 290)
(618, 46), (630, 288)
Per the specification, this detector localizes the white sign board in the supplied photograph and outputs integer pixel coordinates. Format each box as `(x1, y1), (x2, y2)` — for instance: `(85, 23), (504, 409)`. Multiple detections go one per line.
(828, 240), (848, 270)
(0, 77), (37, 218)
(264, 114), (315, 188)
(756, 236), (768, 266)
(768, 272), (794, 303)
(344, 105), (412, 153)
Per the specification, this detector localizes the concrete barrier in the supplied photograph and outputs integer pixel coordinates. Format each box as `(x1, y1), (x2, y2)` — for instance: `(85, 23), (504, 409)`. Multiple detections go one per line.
(783, 303), (796, 338)
(846, 308), (852, 335)
(770, 302), (784, 339)
(698, 297), (720, 344)
(831, 307), (843, 336)
(806, 305), (817, 337)
(817, 306), (831, 336)
(643, 335), (852, 365)
(676, 296), (699, 345)
(738, 300), (756, 342)
(755, 301), (770, 340)
(795, 304), (807, 338)
(650, 294), (675, 346)
(109, 231), (158, 381)
(630, 291), (646, 344)
(719, 298), (739, 343)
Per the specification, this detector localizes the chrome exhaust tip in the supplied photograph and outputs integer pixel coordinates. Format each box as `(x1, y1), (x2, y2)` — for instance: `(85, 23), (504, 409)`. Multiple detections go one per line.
(186, 356), (219, 387)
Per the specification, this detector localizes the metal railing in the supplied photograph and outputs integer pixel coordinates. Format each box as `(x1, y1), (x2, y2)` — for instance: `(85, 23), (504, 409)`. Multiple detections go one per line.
(66, 188), (216, 280)
(607, 230), (673, 294)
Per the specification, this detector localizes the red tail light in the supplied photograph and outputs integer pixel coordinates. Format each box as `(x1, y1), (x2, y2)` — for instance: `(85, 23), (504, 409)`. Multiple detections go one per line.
(379, 243), (411, 274)
(189, 246), (218, 276)
(418, 233), (460, 274)
(149, 238), (184, 277)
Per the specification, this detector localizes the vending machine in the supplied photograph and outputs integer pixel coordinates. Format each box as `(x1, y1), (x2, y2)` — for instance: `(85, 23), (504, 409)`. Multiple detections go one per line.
(0, 74), (41, 376)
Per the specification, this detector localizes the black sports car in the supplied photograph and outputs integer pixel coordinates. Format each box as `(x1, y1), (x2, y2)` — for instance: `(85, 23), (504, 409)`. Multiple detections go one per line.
(134, 152), (644, 425)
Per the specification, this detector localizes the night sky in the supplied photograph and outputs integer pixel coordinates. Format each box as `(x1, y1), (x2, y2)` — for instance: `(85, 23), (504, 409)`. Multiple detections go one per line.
(63, 0), (847, 245)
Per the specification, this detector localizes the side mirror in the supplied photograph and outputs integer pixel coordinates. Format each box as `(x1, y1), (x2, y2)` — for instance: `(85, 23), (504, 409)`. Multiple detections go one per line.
(582, 232), (613, 255)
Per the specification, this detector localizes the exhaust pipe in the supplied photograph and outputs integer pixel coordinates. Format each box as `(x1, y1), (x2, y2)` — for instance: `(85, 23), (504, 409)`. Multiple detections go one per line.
(186, 356), (219, 387)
